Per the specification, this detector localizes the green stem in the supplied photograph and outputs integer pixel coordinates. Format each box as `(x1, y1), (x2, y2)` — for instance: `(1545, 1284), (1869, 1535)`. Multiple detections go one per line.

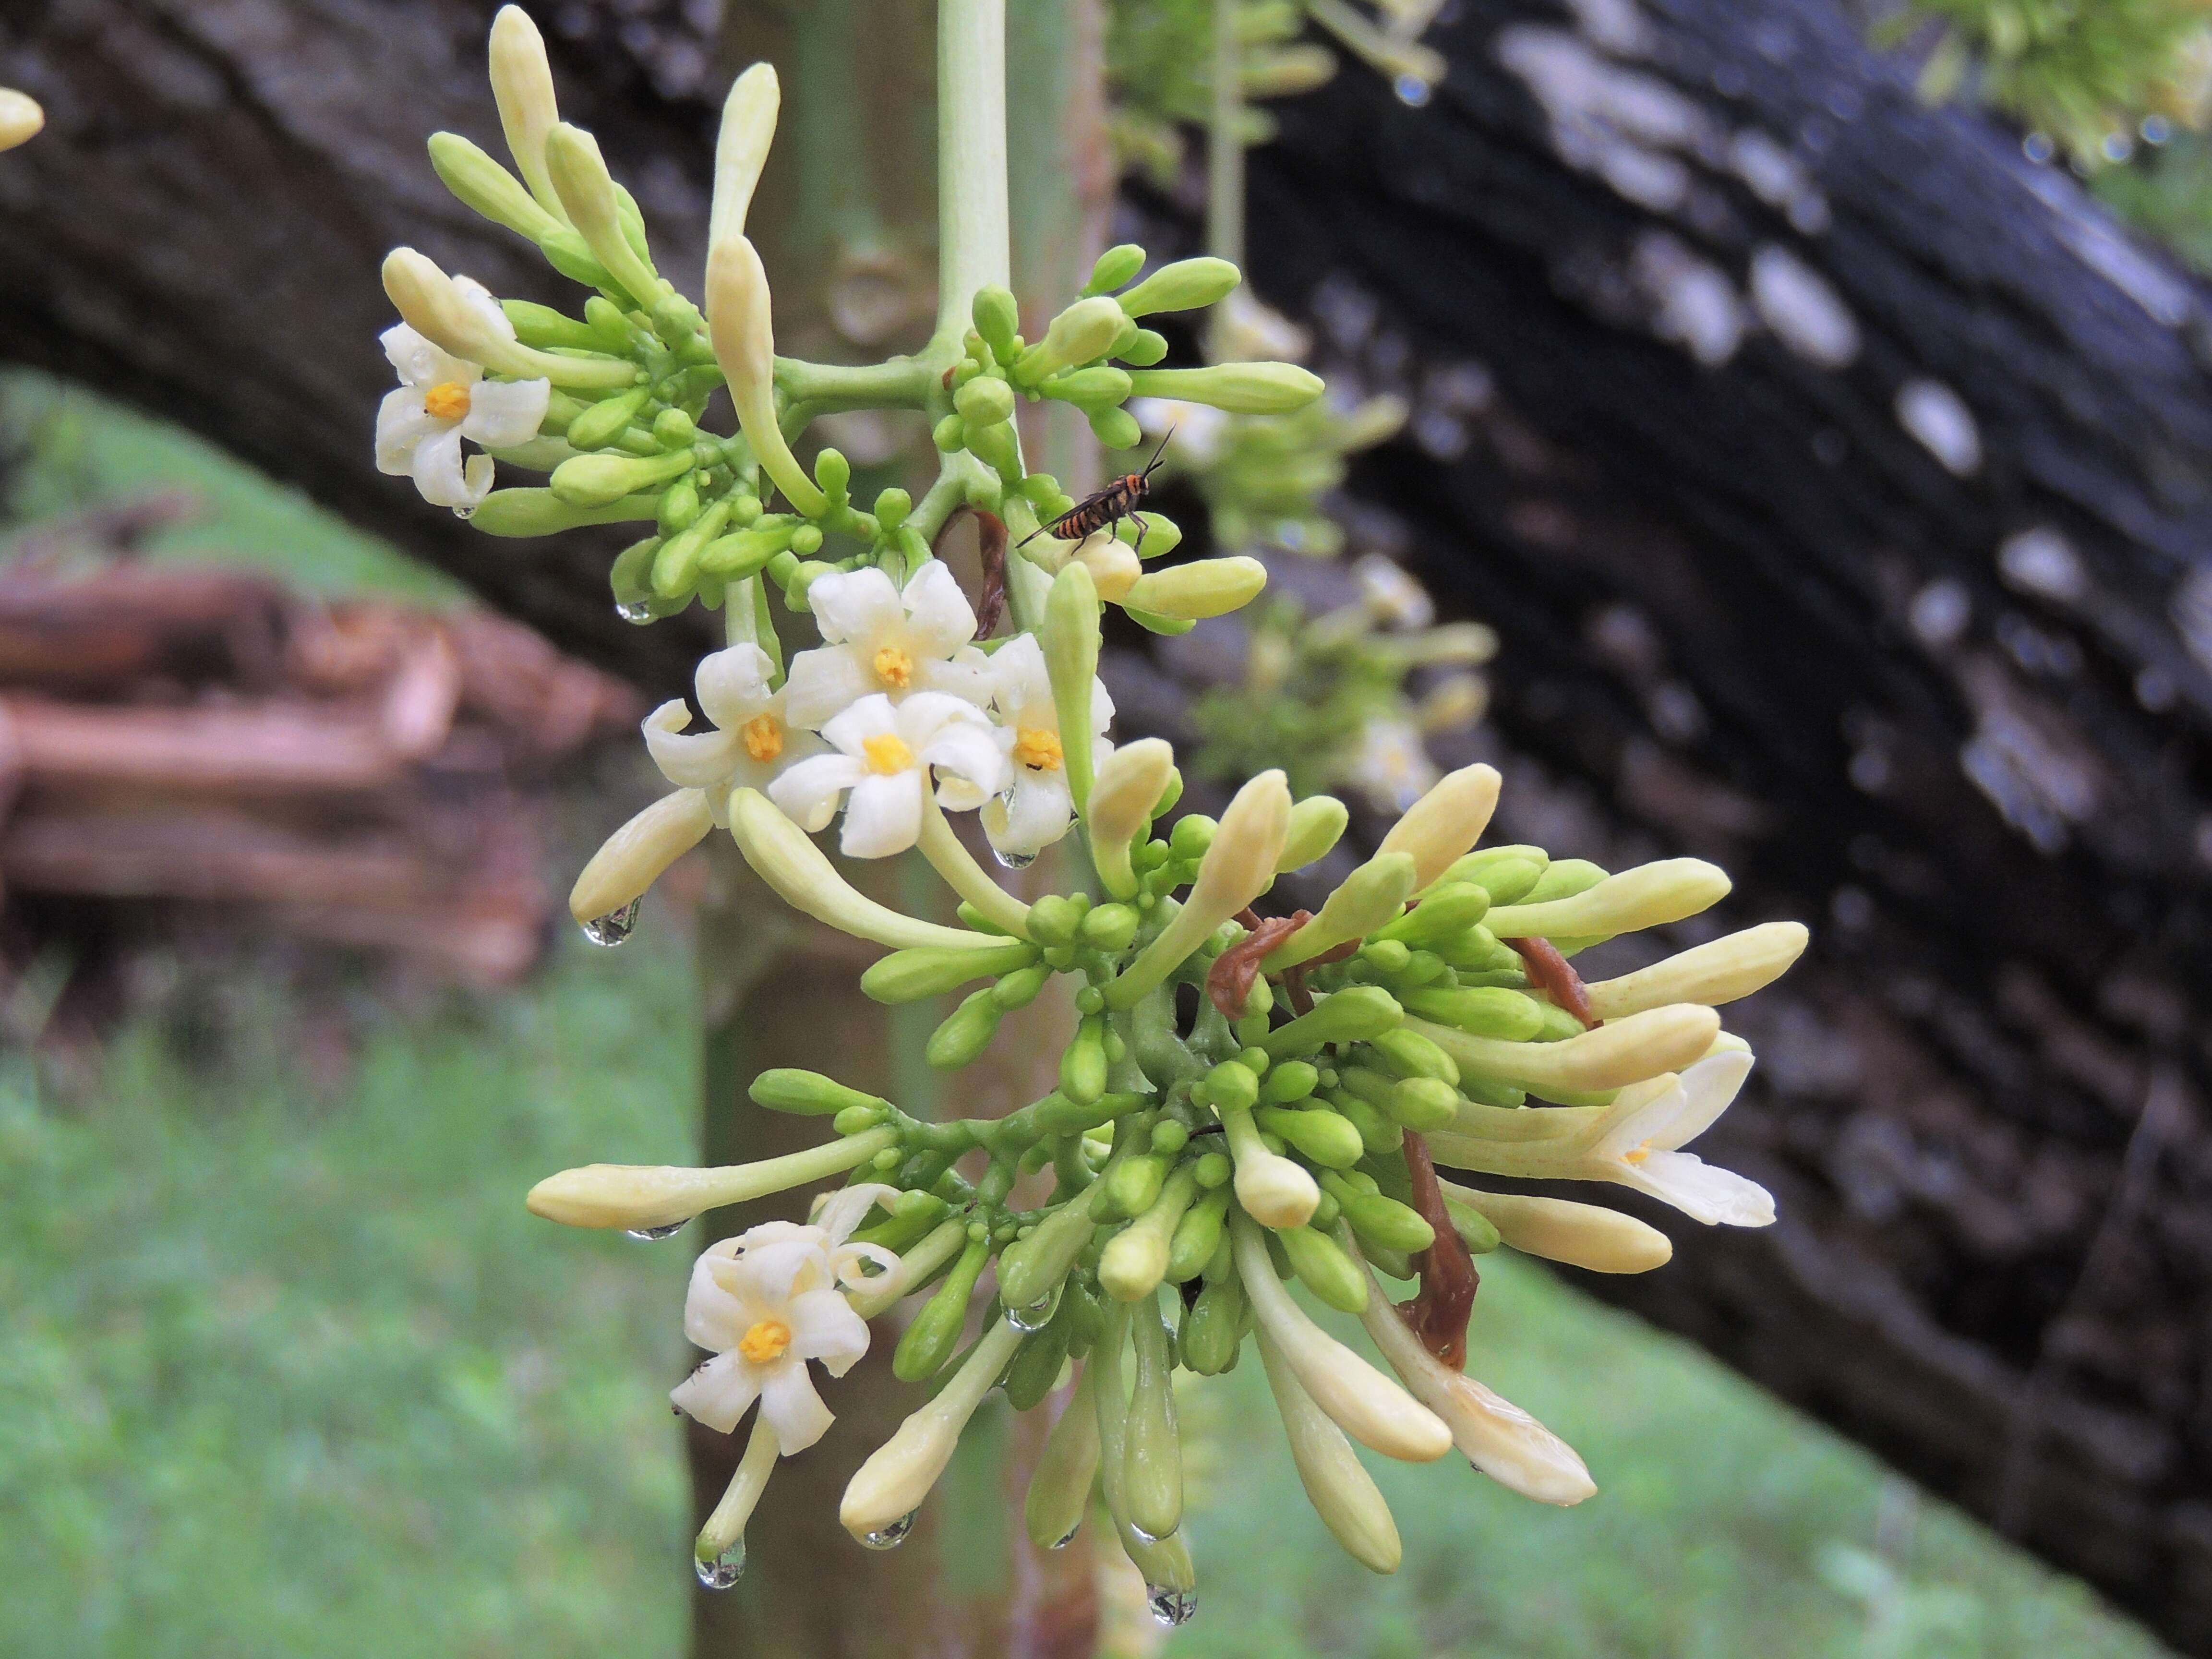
(936, 0), (1010, 349)
(917, 791), (1033, 938)
(1206, 0), (1245, 361)
(774, 354), (936, 411)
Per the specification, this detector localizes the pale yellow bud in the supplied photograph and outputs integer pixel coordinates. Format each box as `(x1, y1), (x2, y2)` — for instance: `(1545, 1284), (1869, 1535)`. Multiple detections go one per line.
(1075, 537), (1142, 602)
(1485, 857), (1731, 940)
(1415, 674), (1487, 733)
(1377, 763), (1500, 891)
(1584, 922), (1808, 1020)
(1261, 851), (1415, 972)
(1231, 1214), (1451, 1463)
(706, 237), (825, 515)
(544, 122), (662, 305)
(382, 247), (633, 388)
(1443, 1183), (1672, 1274)
(841, 1319), (1025, 1539)
(1106, 770), (1291, 1009)
(726, 787), (1003, 950)
(1277, 794), (1349, 872)
(709, 64), (781, 248)
(1232, 1138), (1321, 1229)
(1409, 1003), (1720, 1094)
(0, 89), (46, 153)
(1256, 1333), (1403, 1575)
(488, 7), (565, 219)
(525, 1127), (898, 1230)
(569, 788), (714, 926)
(1354, 1257), (1595, 1505)
(1122, 556), (1268, 620)
(1084, 737), (1176, 900)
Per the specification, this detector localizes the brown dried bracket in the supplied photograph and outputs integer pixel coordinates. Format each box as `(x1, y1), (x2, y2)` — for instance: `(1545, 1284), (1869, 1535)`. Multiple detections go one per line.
(932, 506), (1011, 637)
(1510, 934), (1598, 1028)
(1207, 908), (1307, 1021)
(1397, 1131), (1478, 1369)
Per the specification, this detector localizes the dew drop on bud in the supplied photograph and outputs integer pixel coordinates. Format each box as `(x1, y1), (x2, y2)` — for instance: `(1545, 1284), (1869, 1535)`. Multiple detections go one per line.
(1146, 1586), (1198, 1627)
(991, 846), (1037, 870)
(617, 599), (656, 624)
(1394, 74), (1431, 107)
(694, 1539), (746, 1590)
(1005, 1285), (1060, 1333)
(626, 1221), (685, 1240)
(453, 504), (478, 521)
(1050, 1522), (1082, 1550)
(861, 1511), (917, 1551)
(581, 898), (642, 947)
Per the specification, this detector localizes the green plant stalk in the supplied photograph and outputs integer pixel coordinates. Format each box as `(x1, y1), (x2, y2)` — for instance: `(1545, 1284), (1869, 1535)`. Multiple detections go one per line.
(937, 0), (1011, 350)
(1205, 0), (1245, 358)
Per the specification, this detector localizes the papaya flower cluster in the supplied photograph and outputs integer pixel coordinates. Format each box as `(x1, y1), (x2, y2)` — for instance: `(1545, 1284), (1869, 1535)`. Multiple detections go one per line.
(383, 4), (1810, 1627)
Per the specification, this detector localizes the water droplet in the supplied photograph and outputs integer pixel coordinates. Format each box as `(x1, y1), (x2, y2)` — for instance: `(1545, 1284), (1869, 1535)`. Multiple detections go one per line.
(1128, 1520), (1173, 1545)
(1050, 1521), (1082, 1550)
(2022, 132), (2056, 165)
(861, 1511), (917, 1551)
(695, 1538), (746, 1590)
(991, 845), (1036, 870)
(2142, 115), (2175, 146)
(626, 1221), (685, 1240)
(1005, 1285), (1060, 1333)
(616, 598), (656, 625)
(1394, 74), (1431, 107)
(581, 898), (641, 947)
(1146, 1586), (1198, 1627)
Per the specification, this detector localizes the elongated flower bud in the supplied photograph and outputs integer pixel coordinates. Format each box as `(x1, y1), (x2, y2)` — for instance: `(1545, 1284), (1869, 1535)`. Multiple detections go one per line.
(1257, 985), (1404, 1062)
(705, 236), (825, 515)
(1115, 256), (1242, 317)
(1044, 564), (1102, 813)
(1256, 1332), (1402, 1574)
(569, 788), (714, 926)
(382, 248), (634, 388)
(727, 787), (1005, 951)
(1122, 1297), (1183, 1544)
(1262, 851), (1415, 971)
(1485, 858), (1732, 940)
(1224, 1105), (1319, 1227)
(695, 1416), (779, 1574)
(428, 132), (564, 241)
(1086, 738), (1176, 899)
(1378, 764), (1501, 893)
(1277, 794), (1348, 871)
(1408, 1003), (1719, 1094)
(0, 89), (43, 151)
(1025, 1366), (1103, 1550)
(1107, 769), (1291, 1009)
(489, 6), (565, 220)
(859, 940), (1039, 1003)
(526, 1125), (897, 1230)
(841, 1317), (1025, 1539)
(1100, 1164), (1202, 1302)
(544, 122), (661, 303)
(709, 63), (780, 248)
(1230, 1214), (1451, 1462)
(1123, 363), (1324, 414)
(1353, 1256), (1596, 1504)
(550, 447), (697, 509)
(1121, 556), (1268, 620)
(1015, 296), (1127, 384)
(1442, 1183), (1672, 1274)
(469, 486), (661, 537)
(1583, 922), (1808, 1020)
(1243, 43), (1336, 96)
(997, 1182), (1105, 1310)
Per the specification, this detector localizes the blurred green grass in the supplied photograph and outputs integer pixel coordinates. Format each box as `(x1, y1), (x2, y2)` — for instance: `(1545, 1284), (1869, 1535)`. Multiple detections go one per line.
(0, 375), (2172, 1657)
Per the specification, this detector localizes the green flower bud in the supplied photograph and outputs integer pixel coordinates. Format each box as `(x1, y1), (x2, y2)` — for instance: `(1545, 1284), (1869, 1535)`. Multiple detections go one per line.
(789, 523), (823, 554)
(1310, 1189), (1343, 1232)
(1119, 328), (1170, 367)
(471, 486), (661, 537)
(544, 122), (661, 304)
(501, 299), (603, 353)
(1330, 1089), (1404, 1156)
(1042, 366), (1133, 412)
(747, 1069), (887, 1118)
(1485, 858), (1728, 940)
(1100, 1151), (1169, 1222)
(1168, 813), (1216, 862)
(1116, 256), (1242, 317)
(652, 407), (696, 449)
(607, 535), (660, 615)
(953, 375), (1017, 428)
(831, 1102), (889, 1135)
(1264, 853), (1415, 972)
(1124, 362), (1324, 414)
(1260, 1060), (1321, 1105)
(1014, 295), (1127, 385)
(972, 284), (1021, 362)
(1277, 794), (1348, 872)
(655, 473), (702, 538)
(873, 486), (912, 529)
(1280, 1224), (1368, 1313)
(651, 290), (704, 344)
(997, 1185), (1104, 1310)
(992, 964), (1052, 1010)
(1088, 405), (1143, 451)
(1025, 1367), (1103, 1550)
(1366, 1027), (1461, 1085)
(1079, 902), (1142, 951)
(894, 1235), (992, 1382)
(1194, 1150), (1232, 1189)
(563, 386), (653, 453)
(813, 446), (851, 501)
(1519, 858), (1609, 904)
(1122, 1299), (1184, 1544)
(1321, 1173), (1436, 1255)
(1383, 1076), (1459, 1132)
(1399, 985), (1545, 1041)
(1003, 1306), (1076, 1412)
(429, 132), (565, 242)
(1442, 1195), (1504, 1256)
(1060, 1013), (1108, 1105)
(1178, 1276), (1246, 1374)
(1253, 1105), (1364, 1169)
(1025, 894), (1084, 947)
(1203, 1059), (1261, 1114)
(860, 940), (1039, 1003)
(926, 987), (1007, 1069)
(1043, 563), (1103, 813)
(1121, 556), (1268, 619)
(1258, 986), (1403, 1061)
(1082, 243), (1147, 295)
(965, 417), (1023, 484)
(1112, 510), (1181, 558)
(651, 496), (733, 596)
(550, 447), (695, 509)
(1166, 1187), (1232, 1281)
(1376, 881), (1490, 946)
(698, 522), (794, 578)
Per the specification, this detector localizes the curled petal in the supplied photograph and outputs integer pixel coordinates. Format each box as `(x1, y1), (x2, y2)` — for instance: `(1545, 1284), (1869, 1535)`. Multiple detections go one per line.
(671, 1351), (762, 1434)
(410, 425), (483, 509)
(642, 700), (745, 790)
(759, 1360), (836, 1454)
(811, 1182), (900, 1245)
(769, 753), (865, 833)
(694, 643), (779, 729)
(1621, 1150), (1776, 1227)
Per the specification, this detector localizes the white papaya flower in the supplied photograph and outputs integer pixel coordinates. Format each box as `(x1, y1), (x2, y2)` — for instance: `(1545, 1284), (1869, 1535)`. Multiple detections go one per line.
(375, 278), (550, 511)
(781, 563), (991, 729)
(980, 634), (1113, 863)
(769, 691), (1009, 858)
(670, 1185), (901, 1455)
(1586, 1048), (1772, 1226)
(643, 642), (825, 824)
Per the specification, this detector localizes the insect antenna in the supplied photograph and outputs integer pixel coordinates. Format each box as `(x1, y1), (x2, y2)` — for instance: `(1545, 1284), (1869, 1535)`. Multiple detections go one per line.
(1140, 426), (1176, 480)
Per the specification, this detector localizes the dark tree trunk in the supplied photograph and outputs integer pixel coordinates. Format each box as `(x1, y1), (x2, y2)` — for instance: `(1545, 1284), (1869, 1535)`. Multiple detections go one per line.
(10, 0), (2212, 1652)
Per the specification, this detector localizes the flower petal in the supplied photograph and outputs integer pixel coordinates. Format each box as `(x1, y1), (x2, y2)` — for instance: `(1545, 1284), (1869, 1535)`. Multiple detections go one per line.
(913, 655), (994, 707)
(409, 425), (479, 509)
(459, 376), (552, 447)
(382, 323), (479, 390)
(821, 692), (904, 757)
(923, 721), (1012, 803)
(375, 388), (442, 475)
(1646, 1049), (1754, 1153)
(782, 646), (880, 730)
(769, 753), (866, 833)
(840, 770), (925, 859)
(901, 561), (980, 654)
(812, 1182), (900, 1246)
(759, 1360), (836, 1455)
(784, 1286), (872, 1374)
(672, 1351), (763, 1434)
(807, 567), (903, 646)
(988, 772), (1075, 857)
(452, 276), (519, 344)
(1622, 1150), (1776, 1226)
(694, 644), (778, 730)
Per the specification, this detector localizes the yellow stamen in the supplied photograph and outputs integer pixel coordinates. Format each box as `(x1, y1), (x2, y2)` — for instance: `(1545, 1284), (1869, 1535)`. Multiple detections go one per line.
(873, 646), (915, 689)
(1623, 1145), (1651, 1164)
(1012, 727), (1064, 772)
(737, 1318), (792, 1364)
(423, 380), (472, 421)
(741, 714), (784, 762)
(863, 733), (916, 774)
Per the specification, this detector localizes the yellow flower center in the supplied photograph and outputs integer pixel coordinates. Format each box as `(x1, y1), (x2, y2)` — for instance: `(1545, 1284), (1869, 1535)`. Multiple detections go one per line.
(737, 1318), (792, 1364)
(1622, 1144), (1651, 1164)
(741, 714), (784, 763)
(863, 732), (916, 774)
(1012, 727), (1064, 772)
(873, 646), (916, 689)
(423, 380), (472, 421)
